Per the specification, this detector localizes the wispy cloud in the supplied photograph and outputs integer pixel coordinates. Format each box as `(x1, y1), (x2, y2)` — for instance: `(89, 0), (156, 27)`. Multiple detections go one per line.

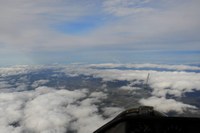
(103, 0), (155, 16)
(0, 0), (199, 49)
(0, 0), (200, 64)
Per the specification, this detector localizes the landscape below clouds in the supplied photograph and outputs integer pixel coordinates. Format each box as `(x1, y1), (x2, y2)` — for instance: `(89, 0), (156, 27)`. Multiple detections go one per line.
(0, 63), (200, 133)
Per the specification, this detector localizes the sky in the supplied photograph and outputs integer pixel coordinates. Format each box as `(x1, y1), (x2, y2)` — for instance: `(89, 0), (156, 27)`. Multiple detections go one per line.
(0, 0), (200, 66)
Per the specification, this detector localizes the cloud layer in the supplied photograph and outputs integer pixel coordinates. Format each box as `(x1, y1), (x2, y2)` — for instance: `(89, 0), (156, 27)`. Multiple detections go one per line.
(63, 63), (200, 113)
(0, 63), (200, 133)
(0, 0), (199, 53)
(0, 86), (120, 133)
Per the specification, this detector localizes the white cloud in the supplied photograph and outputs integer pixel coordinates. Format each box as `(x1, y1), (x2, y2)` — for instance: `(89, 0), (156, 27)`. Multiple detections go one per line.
(119, 86), (141, 91)
(31, 80), (49, 88)
(0, 91), (31, 133)
(23, 89), (78, 132)
(0, 65), (40, 77)
(15, 83), (28, 91)
(64, 64), (200, 98)
(0, 86), (119, 133)
(1, 63), (200, 128)
(0, 81), (12, 89)
(0, 65), (60, 77)
(139, 96), (197, 113)
(3, 64), (199, 99)
(90, 91), (107, 99)
(149, 71), (200, 97)
(102, 107), (124, 118)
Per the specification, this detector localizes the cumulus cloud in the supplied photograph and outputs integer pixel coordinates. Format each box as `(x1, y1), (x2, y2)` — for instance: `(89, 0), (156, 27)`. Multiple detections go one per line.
(119, 86), (141, 91)
(102, 107), (124, 118)
(1, 63), (200, 131)
(90, 91), (107, 99)
(62, 63), (200, 114)
(0, 65), (41, 77)
(31, 80), (49, 88)
(0, 81), (12, 89)
(15, 83), (28, 92)
(0, 86), (120, 133)
(64, 64), (200, 98)
(0, 65), (61, 77)
(0, 66), (30, 77)
(149, 71), (200, 97)
(23, 88), (84, 133)
(139, 96), (197, 113)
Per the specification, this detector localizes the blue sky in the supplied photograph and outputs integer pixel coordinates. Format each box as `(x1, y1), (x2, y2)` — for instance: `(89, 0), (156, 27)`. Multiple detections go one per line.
(0, 0), (200, 66)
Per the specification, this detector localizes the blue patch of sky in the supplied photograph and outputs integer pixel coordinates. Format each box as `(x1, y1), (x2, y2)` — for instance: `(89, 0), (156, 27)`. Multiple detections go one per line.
(53, 15), (105, 35)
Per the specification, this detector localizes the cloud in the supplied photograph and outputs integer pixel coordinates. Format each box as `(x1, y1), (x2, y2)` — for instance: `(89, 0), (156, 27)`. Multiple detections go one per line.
(103, 0), (154, 16)
(0, 0), (95, 52)
(88, 63), (200, 71)
(139, 96), (197, 113)
(0, 81), (12, 89)
(0, 66), (30, 77)
(119, 86), (141, 91)
(2, 64), (200, 99)
(0, 65), (42, 77)
(64, 64), (200, 98)
(149, 71), (200, 97)
(62, 63), (200, 114)
(94, 0), (200, 50)
(90, 91), (107, 99)
(0, 65), (60, 77)
(0, 0), (199, 57)
(1, 63), (200, 126)
(102, 107), (124, 118)
(23, 87), (82, 133)
(0, 86), (120, 133)
(31, 80), (49, 88)
(15, 83), (28, 92)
